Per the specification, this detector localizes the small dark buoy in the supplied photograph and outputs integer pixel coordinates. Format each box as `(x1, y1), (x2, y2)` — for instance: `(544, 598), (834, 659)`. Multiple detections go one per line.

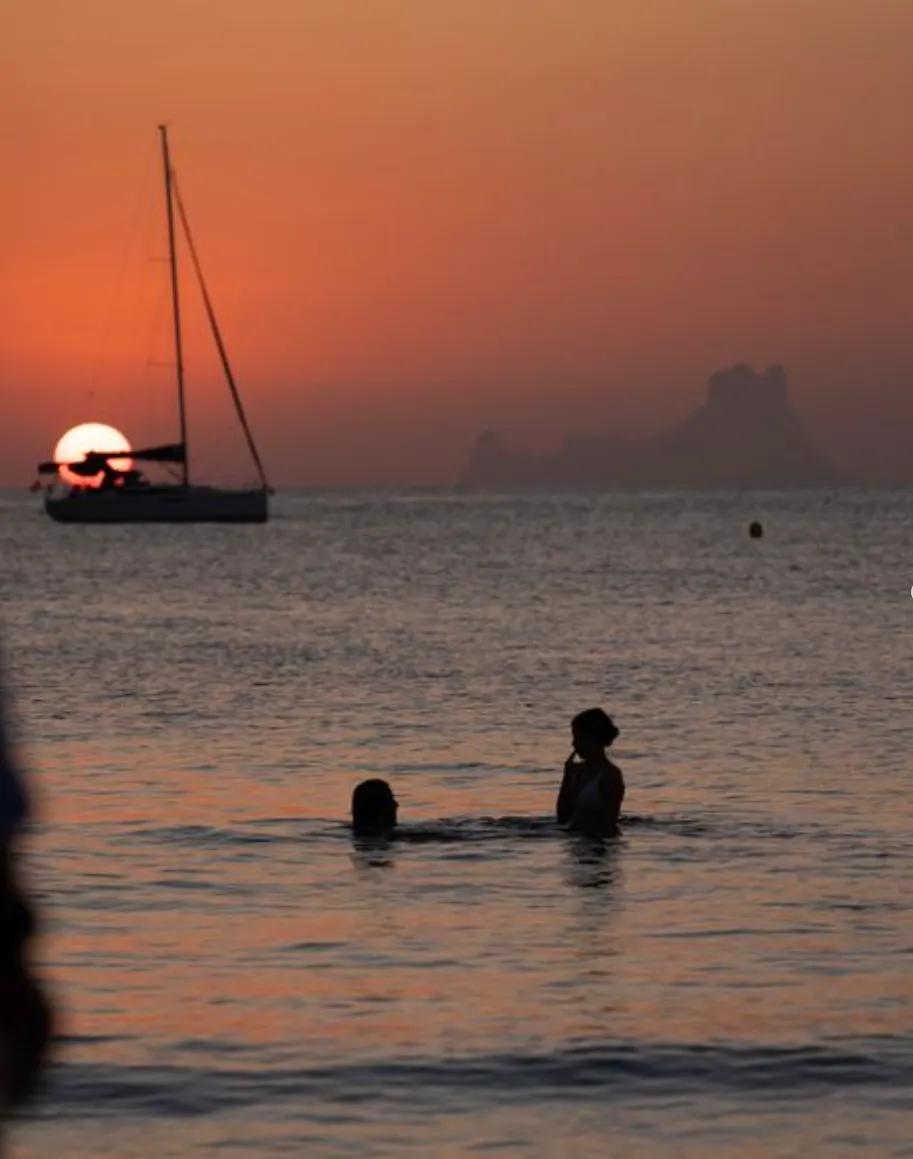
(749, 520), (763, 539)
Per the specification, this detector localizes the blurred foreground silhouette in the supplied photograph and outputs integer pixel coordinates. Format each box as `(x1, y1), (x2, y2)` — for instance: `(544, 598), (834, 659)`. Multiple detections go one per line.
(0, 661), (52, 1124)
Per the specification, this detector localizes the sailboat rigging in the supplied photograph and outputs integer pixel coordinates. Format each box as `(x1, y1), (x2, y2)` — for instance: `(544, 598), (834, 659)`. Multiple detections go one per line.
(38, 125), (271, 523)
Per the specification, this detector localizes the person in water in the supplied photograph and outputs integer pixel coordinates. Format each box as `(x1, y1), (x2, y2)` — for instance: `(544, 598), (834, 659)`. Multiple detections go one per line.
(351, 779), (399, 836)
(349, 780), (496, 845)
(556, 708), (625, 835)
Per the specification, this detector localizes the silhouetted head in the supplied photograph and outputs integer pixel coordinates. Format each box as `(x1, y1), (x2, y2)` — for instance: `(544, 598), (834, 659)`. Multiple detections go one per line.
(749, 520), (764, 539)
(351, 779), (398, 835)
(572, 708), (619, 758)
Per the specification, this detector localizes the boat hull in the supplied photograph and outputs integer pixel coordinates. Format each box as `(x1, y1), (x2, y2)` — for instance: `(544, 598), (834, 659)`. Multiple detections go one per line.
(45, 486), (268, 524)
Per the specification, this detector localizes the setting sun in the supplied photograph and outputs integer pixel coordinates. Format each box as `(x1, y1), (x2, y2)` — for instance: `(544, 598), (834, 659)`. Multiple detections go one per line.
(52, 422), (132, 488)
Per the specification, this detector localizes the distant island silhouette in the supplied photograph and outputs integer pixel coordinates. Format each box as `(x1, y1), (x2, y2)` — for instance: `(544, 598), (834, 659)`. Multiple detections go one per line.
(461, 364), (848, 489)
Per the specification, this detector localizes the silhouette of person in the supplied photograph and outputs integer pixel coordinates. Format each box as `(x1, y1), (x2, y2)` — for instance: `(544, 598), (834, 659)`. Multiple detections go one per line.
(556, 708), (625, 836)
(351, 779), (399, 836)
(0, 668), (52, 1116)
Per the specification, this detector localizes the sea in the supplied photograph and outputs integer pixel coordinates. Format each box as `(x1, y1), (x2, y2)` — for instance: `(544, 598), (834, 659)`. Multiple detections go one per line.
(0, 487), (910, 1157)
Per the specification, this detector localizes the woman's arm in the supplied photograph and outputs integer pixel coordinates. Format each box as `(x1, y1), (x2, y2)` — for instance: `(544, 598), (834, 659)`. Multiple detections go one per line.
(556, 753), (580, 824)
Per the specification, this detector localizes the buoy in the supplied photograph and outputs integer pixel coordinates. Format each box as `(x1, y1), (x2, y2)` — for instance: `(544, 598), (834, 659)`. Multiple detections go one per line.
(749, 521), (763, 539)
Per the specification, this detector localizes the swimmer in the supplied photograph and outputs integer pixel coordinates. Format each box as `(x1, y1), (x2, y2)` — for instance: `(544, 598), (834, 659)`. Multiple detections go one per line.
(556, 708), (625, 836)
(349, 782), (526, 844)
(351, 779), (399, 836)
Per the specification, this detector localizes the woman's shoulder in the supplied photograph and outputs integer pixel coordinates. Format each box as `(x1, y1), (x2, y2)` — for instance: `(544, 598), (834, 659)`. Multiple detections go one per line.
(599, 760), (624, 792)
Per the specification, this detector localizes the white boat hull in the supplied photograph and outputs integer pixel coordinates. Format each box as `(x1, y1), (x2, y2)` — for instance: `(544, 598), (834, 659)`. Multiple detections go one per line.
(45, 485), (268, 524)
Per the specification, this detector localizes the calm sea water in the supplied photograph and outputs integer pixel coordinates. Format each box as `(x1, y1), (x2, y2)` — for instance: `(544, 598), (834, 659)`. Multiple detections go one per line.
(1, 488), (911, 1157)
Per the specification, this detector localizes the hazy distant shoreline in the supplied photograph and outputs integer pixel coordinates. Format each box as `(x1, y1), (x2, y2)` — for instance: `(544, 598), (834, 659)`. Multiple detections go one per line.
(461, 365), (852, 491)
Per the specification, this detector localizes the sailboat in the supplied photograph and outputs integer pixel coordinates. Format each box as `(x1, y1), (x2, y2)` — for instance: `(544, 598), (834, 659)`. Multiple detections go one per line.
(38, 126), (271, 523)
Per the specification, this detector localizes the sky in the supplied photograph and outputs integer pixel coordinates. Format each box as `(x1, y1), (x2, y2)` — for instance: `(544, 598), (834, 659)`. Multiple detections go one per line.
(3, 0), (913, 485)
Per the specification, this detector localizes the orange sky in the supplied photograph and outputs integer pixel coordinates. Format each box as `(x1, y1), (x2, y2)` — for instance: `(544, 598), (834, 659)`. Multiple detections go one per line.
(4, 0), (913, 485)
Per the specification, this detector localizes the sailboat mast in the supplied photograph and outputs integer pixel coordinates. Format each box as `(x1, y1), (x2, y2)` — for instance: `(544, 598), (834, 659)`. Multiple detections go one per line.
(173, 180), (272, 494)
(158, 124), (189, 487)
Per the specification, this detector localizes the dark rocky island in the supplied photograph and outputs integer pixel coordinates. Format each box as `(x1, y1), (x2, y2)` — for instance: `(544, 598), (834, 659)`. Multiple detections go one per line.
(460, 364), (847, 489)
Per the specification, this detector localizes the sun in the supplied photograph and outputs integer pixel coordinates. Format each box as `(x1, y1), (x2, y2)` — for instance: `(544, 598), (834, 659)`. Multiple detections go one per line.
(53, 423), (133, 488)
